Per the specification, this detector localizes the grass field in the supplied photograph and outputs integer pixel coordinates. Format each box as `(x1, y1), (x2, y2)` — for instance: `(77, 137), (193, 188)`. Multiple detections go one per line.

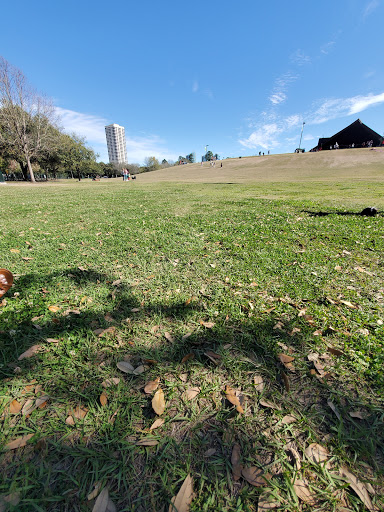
(1, 150), (384, 511)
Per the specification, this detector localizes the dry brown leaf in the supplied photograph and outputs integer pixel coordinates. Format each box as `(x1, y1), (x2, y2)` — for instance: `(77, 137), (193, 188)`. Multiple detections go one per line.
(48, 305), (60, 313)
(281, 372), (290, 392)
(231, 443), (243, 481)
(278, 353), (295, 371)
(136, 439), (159, 446)
(273, 321), (284, 330)
(179, 373), (188, 382)
(314, 360), (326, 376)
(257, 491), (280, 510)
(164, 332), (175, 342)
(4, 433), (34, 450)
(73, 405), (88, 420)
(46, 337), (60, 343)
(99, 327), (116, 337)
(200, 320), (215, 328)
(22, 399), (36, 416)
(340, 300), (357, 309)
(305, 443), (329, 464)
(204, 350), (221, 360)
(18, 344), (41, 360)
(242, 467), (270, 487)
(259, 400), (281, 410)
(181, 332), (192, 341)
(327, 346), (344, 356)
(0, 492), (21, 509)
(293, 478), (316, 505)
(117, 361), (135, 373)
(307, 352), (319, 362)
(104, 313), (115, 322)
(9, 399), (22, 414)
(169, 474), (193, 512)
(87, 481), (102, 501)
(66, 415), (75, 426)
(150, 418), (165, 430)
(254, 375), (264, 391)
(101, 378), (120, 388)
(281, 414), (297, 425)
(152, 388), (165, 415)
(339, 466), (376, 511)
(22, 256), (33, 261)
(204, 448), (216, 457)
(100, 392), (108, 406)
(225, 386), (244, 413)
(184, 387), (200, 400)
(10, 248), (20, 253)
(181, 353), (194, 363)
(130, 307), (141, 312)
(93, 328), (105, 335)
(285, 442), (301, 470)
(144, 377), (161, 394)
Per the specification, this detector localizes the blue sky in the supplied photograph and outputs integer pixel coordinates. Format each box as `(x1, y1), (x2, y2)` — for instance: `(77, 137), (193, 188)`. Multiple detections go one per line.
(1, 0), (383, 164)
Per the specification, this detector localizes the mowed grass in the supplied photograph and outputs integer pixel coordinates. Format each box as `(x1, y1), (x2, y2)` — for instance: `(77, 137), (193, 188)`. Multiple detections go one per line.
(0, 173), (384, 511)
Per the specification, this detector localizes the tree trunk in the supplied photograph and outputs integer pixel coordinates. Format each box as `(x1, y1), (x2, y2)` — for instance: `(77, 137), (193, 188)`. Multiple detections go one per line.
(26, 156), (36, 183)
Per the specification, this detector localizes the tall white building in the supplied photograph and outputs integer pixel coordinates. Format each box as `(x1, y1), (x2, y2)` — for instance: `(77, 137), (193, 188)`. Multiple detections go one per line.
(105, 124), (128, 164)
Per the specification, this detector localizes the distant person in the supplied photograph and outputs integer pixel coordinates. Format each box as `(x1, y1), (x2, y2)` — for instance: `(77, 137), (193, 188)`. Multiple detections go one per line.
(262, 152), (264, 156)
(268, 150), (270, 155)
(259, 151), (261, 156)
(221, 162), (223, 167)
(352, 143), (355, 148)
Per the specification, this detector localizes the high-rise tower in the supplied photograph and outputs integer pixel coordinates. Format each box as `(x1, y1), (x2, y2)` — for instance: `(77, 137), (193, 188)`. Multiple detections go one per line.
(105, 124), (128, 164)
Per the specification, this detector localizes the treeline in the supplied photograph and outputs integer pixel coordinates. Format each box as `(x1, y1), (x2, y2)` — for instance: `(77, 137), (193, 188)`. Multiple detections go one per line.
(0, 56), (197, 182)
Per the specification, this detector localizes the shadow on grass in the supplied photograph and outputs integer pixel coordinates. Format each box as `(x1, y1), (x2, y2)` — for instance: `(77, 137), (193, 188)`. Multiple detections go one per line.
(302, 209), (383, 217)
(1, 268), (383, 510)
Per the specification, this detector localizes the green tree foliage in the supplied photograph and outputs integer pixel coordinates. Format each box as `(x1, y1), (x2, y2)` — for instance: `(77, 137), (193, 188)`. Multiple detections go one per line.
(205, 150), (213, 161)
(143, 156), (160, 172)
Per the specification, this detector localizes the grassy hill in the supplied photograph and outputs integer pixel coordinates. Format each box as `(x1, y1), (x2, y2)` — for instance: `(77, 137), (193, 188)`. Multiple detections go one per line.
(139, 148), (384, 183)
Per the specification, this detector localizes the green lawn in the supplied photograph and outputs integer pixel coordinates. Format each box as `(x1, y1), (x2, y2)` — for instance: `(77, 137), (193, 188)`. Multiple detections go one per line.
(0, 179), (383, 511)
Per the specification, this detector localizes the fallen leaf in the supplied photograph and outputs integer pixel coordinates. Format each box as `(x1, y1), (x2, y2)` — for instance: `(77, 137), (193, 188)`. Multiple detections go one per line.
(4, 433), (34, 450)
(257, 490), (280, 511)
(73, 405), (88, 420)
(112, 279), (122, 286)
(88, 481), (102, 501)
(22, 399), (35, 416)
(349, 410), (369, 420)
(0, 492), (21, 508)
(92, 487), (112, 512)
(130, 308), (141, 312)
(204, 448), (216, 457)
(242, 467), (270, 487)
(281, 372), (290, 392)
(48, 305), (60, 312)
(181, 332), (192, 341)
(281, 414), (297, 425)
(231, 443), (242, 481)
(200, 321), (215, 328)
(314, 360), (326, 377)
(184, 387), (200, 400)
(225, 386), (244, 413)
(144, 377), (161, 394)
(305, 443), (329, 464)
(327, 399), (341, 421)
(18, 345), (41, 360)
(99, 327), (116, 337)
(278, 353), (295, 371)
(164, 332), (175, 342)
(340, 300), (357, 309)
(259, 400), (281, 411)
(327, 347), (344, 356)
(22, 256), (34, 261)
(181, 353), (194, 363)
(117, 361), (135, 373)
(100, 392), (108, 406)
(102, 378), (120, 388)
(307, 352), (319, 362)
(293, 478), (316, 505)
(104, 313), (115, 322)
(10, 248), (20, 253)
(150, 418), (165, 430)
(93, 328), (105, 335)
(254, 375), (264, 391)
(179, 373), (188, 382)
(9, 400), (22, 414)
(285, 442), (301, 470)
(66, 415), (75, 426)
(133, 365), (145, 375)
(152, 388), (165, 415)
(136, 439), (159, 446)
(204, 350), (221, 360)
(339, 466), (375, 511)
(273, 321), (284, 330)
(46, 338), (60, 344)
(169, 474), (193, 512)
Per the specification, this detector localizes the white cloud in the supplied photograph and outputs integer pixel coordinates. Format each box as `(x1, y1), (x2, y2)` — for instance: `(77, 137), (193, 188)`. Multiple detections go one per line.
(269, 92), (286, 105)
(290, 49), (311, 66)
(310, 92), (384, 124)
(303, 134), (315, 141)
(363, 0), (380, 17)
(55, 106), (176, 164)
(192, 80), (199, 93)
(320, 40), (336, 54)
(239, 113), (302, 150)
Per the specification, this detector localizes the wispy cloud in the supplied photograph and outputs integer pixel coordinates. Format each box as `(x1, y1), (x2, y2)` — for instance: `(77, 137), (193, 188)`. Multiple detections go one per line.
(239, 114), (302, 150)
(55, 106), (176, 164)
(310, 92), (384, 124)
(320, 40), (336, 55)
(290, 49), (311, 66)
(192, 80), (199, 93)
(269, 71), (298, 105)
(363, 0), (380, 18)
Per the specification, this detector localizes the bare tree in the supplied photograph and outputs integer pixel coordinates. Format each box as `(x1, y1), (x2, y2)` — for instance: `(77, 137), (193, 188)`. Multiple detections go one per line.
(0, 56), (58, 182)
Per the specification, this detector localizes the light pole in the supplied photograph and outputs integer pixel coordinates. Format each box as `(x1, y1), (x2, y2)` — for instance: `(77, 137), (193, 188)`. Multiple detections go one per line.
(204, 145), (209, 162)
(299, 122), (305, 150)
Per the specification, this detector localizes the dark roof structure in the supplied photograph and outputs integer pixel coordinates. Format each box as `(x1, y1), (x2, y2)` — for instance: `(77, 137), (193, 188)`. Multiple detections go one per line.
(313, 119), (383, 150)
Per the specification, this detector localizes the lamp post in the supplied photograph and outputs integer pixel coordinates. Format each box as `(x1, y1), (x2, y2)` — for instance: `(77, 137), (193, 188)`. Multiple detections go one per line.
(204, 145), (209, 162)
(299, 122), (305, 150)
